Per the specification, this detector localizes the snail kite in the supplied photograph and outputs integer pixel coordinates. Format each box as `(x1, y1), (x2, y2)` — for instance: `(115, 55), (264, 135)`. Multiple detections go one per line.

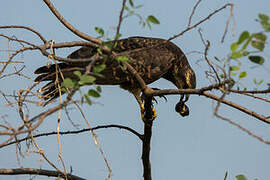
(34, 37), (196, 118)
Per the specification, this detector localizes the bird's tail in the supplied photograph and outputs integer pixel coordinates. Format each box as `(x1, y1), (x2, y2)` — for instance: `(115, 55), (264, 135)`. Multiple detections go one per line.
(34, 63), (84, 105)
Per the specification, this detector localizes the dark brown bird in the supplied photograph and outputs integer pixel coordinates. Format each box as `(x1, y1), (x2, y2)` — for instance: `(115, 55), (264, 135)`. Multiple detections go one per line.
(34, 37), (196, 118)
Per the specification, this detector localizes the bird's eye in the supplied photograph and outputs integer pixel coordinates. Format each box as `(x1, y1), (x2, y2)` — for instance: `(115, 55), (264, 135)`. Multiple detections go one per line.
(175, 101), (189, 117)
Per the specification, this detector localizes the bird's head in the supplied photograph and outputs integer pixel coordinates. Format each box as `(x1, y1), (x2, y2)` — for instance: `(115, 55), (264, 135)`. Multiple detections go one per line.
(173, 64), (196, 117)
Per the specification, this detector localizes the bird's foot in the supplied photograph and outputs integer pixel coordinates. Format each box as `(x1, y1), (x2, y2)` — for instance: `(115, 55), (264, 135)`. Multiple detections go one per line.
(151, 88), (167, 103)
(140, 104), (157, 121)
(175, 101), (189, 117)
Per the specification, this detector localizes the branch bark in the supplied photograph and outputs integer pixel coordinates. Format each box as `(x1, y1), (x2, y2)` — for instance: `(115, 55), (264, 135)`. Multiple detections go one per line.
(0, 168), (85, 180)
(42, 0), (101, 45)
(141, 96), (154, 180)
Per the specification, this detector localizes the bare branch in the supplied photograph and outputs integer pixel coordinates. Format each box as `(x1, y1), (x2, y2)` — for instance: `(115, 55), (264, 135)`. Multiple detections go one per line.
(214, 93), (270, 145)
(115, 0), (127, 39)
(0, 168), (86, 180)
(1, 124), (142, 149)
(229, 89), (270, 94)
(204, 41), (221, 83)
(221, 4), (236, 43)
(203, 92), (270, 124)
(187, 0), (202, 27)
(0, 25), (47, 43)
(42, 0), (101, 45)
(168, 3), (234, 41)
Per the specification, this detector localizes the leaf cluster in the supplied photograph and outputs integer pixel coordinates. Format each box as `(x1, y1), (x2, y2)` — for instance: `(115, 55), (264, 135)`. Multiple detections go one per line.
(223, 13), (269, 86)
(124, 0), (160, 29)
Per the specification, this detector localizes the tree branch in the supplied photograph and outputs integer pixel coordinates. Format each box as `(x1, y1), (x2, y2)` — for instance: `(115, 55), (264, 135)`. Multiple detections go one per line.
(42, 0), (101, 45)
(115, 0), (127, 39)
(203, 92), (270, 124)
(0, 25), (47, 43)
(142, 96), (154, 180)
(0, 124), (143, 148)
(168, 3), (234, 41)
(0, 168), (85, 180)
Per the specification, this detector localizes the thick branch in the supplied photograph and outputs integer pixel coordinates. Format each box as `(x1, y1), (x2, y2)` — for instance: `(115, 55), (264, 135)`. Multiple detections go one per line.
(0, 168), (85, 180)
(142, 97), (154, 180)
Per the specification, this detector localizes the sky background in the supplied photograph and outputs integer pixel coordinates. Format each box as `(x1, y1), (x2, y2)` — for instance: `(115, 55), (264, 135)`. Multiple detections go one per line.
(0, 0), (270, 180)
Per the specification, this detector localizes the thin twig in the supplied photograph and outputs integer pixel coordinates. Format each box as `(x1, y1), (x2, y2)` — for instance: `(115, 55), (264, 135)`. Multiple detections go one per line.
(0, 25), (47, 43)
(115, 0), (127, 39)
(214, 92), (270, 145)
(204, 40), (221, 83)
(168, 3), (233, 41)
(187, 0), (202, 27)
(1, 124), (143, 148)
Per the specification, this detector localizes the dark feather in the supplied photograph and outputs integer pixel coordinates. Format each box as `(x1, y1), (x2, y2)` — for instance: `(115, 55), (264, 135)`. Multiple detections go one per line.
(34, 36), (196, 105)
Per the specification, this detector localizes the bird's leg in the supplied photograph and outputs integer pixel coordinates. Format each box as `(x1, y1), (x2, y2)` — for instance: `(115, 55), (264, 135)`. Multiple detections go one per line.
(131, 88), (157, 120)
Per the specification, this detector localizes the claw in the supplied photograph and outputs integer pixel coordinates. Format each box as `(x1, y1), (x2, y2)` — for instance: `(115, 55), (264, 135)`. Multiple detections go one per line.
(151, 88), (168, 102)
(140, 104), (157, 120)
(175, 101), (189, 117)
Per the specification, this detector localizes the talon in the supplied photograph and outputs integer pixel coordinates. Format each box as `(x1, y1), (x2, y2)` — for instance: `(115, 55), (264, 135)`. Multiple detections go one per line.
(152, 107), (157, 118)
(152, 88), (167, 102)
(140, 104), (157, 120)
(140, 104), (145, 120)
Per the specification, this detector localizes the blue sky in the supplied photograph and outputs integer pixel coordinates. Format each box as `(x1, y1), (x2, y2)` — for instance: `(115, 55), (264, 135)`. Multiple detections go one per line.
(1, 0), (270, 180)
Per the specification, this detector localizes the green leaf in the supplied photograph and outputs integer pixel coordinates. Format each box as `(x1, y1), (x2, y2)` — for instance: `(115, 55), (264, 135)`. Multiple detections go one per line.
(79, 75), (96, 85)
(62, 78), (76, 89)
(115, 56), (130, 62)
(93, 64), (106, 73)
(84, 94), (92, 105)
(114, 33), (122, 40)
(230, 71), (237, 76)
(235, 174), (248, 180)
(88, 89), (100, 98)
(258, 13), (269, 22)
(242, 51), (249, 56)
(147, 15), (160, 24)
(230, 66), (240, 71)
(254, 79), (263, 85)
(135, 5), (143, 9)
(220, 74), (225, 78)
(102, 41), (115, 50)
(237, 31), (250, 44)
(73, 71), (82, 77)
(224, 171), (228, 180)
(248, 56), (264, 65)
(61, 87), (67, 93)
(239, 71), (247, 79)
(124, 5), (130, 11)
(96, 86), (102, 93)
(231, 51), (243, 59)
(95, 27), (104, 37)
(129, 0), (134, 7)
(253, 32), (267, 42)
(251, 41), (265, 51)
(261, 21), (270, 32)
(241, 37), (252, 50)
(230, 42), (239, 52)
